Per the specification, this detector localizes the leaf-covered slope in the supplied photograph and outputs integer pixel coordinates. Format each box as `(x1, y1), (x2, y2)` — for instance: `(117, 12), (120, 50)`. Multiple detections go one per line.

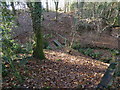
(2, 48), (109, 88)
(21, 48), (109, 88)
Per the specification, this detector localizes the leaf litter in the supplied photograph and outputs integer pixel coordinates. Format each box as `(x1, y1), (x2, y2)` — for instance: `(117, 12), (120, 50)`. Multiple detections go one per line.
(2, 48), (109, 88)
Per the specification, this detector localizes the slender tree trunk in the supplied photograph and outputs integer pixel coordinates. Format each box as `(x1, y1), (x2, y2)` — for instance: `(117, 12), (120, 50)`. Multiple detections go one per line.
(67, 2), (70, 12)
(80, 0), (84, 18)
(54, 1), (59, 21)
(64, 0), (67, 13)
(118, 2), (120, 26)
(93, 3), (96, 18)
(77, 0), (84, 18)
(46, 0), (49, 12)
(77, 0), (79, 9)
(116, 2), (120, 75)
(11, 2), (16, 15)
(27, 2), (45, 60)
(11, 2), (19, 25)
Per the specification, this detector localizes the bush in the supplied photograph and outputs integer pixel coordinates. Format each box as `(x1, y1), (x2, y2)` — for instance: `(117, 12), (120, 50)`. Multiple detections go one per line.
(72, 42), (102, 60)
(43, 41), (49, 49)
(72, 42), (81, 49)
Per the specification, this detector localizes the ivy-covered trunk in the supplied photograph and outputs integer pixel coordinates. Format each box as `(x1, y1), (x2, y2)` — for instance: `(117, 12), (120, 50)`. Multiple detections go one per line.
(27, 2), (45, 60)
(33, 25), (45, 60)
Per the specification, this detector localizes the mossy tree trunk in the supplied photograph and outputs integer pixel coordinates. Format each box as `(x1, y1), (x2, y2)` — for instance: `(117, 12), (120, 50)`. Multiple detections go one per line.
(27, 2), (45, 60)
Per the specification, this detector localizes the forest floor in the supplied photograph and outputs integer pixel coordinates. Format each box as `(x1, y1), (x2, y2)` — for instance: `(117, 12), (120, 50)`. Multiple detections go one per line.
(12, 11), (119, 49)
(12, 11), (119, 63)
(3, 47), (109, 88)
(2, 11), (120, 88)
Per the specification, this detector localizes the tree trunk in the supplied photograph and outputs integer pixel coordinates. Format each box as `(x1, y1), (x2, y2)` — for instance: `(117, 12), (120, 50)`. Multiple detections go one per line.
(93, 3), (96, 18)
(117, 2), (120, 75)
(64, 0), (67, 13)
(27, 2), (45, 60)
(33, 29), (45, 60)
(11, 2), (19, 25)
(67, 2), (70, 12)
(80, 0), (84, 18)
(77, 0), (84, 17)
(118, 2), (120, 26)
(11, 2), (16, 15)
(46, 0), (49, 12)
(54, 2), (59, 21)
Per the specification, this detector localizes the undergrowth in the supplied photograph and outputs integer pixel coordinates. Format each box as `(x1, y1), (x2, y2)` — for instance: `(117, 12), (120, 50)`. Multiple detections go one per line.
(72, 42), (119, 63)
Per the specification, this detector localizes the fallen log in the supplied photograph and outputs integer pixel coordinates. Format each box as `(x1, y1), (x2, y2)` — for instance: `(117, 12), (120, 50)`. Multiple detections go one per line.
(53, 40), (63, 48)
(97, 63), (117, 89)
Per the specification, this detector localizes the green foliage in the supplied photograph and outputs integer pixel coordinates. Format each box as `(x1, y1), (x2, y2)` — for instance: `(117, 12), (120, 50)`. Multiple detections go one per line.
(100, 57), (112, 63)
(56, 59), (62, 61)
(43, 34), (53, 39)
(91, 52), (102, 59)
(110, 49), (119, 56)
(1, 36), (23, 82)
(2, 63), (9, 77)
(70, 2), (77, 11)
(43, 41), (52, 50)
(22, 42), (33, 54)
(41, 87), (51, 90)
(96, 2), (118, 25)
(1, 32), (31, 81)
(0, 2), (25, 83)
(72, 43), (102, 60)
(43, 41), (49, 49)
(115, 71), (120, 76)
(72, 42), (81, 50)
(43, 34), (53, 49)
(78, 48), (102, 59)
(72, 42), (120, 64)
(75, 2), (118, 33)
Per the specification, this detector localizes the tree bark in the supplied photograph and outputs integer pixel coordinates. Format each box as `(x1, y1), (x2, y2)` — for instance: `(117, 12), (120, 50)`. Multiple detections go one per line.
(64, 0), (67, 13)
(118, 2), (120, 26)
(27, 2), (45, 60)
(54, 1), (59, 21)
(11, 2), (19, 25)
(46, 0), (49, 12)
(80, 0), (84, 18)
(11, 2), (16, 15)
(77, 0), (84, 17)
